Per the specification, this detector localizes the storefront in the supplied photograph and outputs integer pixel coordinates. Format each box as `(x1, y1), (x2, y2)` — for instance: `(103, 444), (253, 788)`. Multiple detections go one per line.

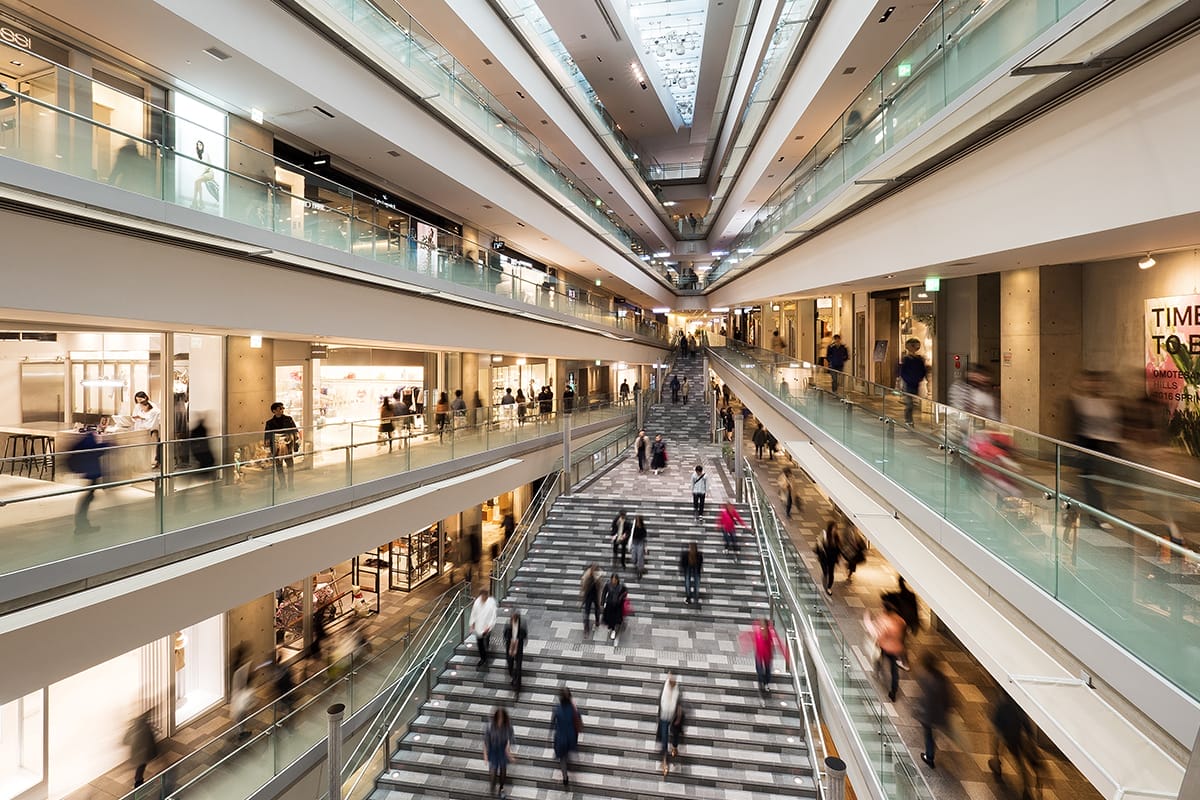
(867, 287), (937, 395)
(0, 614), (225, 800)
(488, 356), (549, 414)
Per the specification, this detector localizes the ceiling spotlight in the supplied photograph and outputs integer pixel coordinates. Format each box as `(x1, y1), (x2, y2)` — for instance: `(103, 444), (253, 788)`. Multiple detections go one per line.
(1139, 253), (1156, 270)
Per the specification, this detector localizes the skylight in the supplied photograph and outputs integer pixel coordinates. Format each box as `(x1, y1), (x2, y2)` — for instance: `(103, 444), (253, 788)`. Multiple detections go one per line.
(627, 0), (707, 125)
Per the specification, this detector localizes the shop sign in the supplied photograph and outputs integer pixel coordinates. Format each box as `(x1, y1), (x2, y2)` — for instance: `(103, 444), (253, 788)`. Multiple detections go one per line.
(1145, 294), (1200, 412)
(0, 26), (32, 49)
(816, 297), (833, 309)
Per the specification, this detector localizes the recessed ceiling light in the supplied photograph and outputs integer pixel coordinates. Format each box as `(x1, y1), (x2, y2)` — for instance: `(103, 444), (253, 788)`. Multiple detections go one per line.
(203, 46), (231, 62)
(9, 60), (21, 66)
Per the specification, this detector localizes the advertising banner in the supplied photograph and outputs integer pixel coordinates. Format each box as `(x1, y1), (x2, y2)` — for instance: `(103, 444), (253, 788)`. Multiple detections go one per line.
(1145, 294), (1200, 412)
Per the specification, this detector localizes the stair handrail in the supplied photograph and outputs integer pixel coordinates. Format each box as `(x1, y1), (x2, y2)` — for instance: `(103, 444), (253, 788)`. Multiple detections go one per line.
(491, 469), (562, 603)
(742, 461), (935, 800)
(743, 460), (827, 800)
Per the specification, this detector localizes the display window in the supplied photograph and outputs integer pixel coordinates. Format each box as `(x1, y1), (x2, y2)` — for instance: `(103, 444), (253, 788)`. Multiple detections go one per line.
(0, 691), (43, 800)
(172, 93), (228, 216)
(389, 525), (442, 591)
(173, 613), (226, 727)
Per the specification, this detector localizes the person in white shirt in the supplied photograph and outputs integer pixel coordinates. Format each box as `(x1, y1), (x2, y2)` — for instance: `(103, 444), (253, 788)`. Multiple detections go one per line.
(469, 589), (499, 668)
(132, 391), (162, 469)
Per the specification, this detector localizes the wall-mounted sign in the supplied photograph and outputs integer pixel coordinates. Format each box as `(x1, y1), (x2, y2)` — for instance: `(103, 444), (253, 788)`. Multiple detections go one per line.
(816, 297), (834, 309)
(1145, 294), (1200, 412)
(0, 25), (32, 49)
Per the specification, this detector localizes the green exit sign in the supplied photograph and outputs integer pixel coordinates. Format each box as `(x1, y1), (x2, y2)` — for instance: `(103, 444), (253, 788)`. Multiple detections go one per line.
(898, 62), (912, 78)
(924, 277), (940, 291)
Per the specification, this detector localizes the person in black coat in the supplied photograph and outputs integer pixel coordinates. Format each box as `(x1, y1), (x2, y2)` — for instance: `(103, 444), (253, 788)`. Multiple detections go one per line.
(814, 521), (841, 596)
(502, 612), (528, 692)
(550, 688), (581, 787)
(915, 654), (952, 769)
(601, 574), (627, 642)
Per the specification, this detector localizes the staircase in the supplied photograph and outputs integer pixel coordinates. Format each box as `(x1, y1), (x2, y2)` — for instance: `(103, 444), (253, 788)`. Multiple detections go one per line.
(369, 493), (819, 799)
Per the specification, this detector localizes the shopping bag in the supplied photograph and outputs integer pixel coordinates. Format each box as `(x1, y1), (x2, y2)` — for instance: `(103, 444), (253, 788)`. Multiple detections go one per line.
(622, 596), (634, 617)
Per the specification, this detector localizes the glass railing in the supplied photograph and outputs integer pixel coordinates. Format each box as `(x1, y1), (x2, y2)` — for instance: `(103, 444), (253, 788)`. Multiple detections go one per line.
(0, 400), (633, 595)
(745, 458), (933, 800)
(490, 467), (560, 602)
(124, 580), (471, 800)
(0, 55), (666, 342)
(644, 162), (705, 182)
(706, 0), (1095, 287)
(302, 0), (660, 268)
(711, 340), (1200, 702)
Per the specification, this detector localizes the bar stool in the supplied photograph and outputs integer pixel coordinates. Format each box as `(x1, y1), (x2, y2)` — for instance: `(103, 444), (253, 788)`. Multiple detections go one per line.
(13, 435), (36, 476)
(2, 434), (21, 474)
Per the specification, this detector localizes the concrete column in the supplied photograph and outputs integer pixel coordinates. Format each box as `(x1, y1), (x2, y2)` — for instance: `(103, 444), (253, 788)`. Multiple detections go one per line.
(999, 265), (1082, 439)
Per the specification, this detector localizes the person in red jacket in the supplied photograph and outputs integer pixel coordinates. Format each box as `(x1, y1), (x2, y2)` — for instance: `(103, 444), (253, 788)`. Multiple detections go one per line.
(718, 503), (748, 554)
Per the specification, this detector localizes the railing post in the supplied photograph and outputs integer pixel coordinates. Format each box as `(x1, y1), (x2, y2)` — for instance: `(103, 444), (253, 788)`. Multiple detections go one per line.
(327, 703), (346, 800)
(734, 413), (744, 503)
(824, 756), (847, 800)
(560, 413), (572, 496)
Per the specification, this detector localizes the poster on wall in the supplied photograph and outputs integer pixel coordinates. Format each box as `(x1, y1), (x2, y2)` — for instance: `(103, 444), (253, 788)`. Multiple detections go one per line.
(1145, 294), (1200, 413)
(173, 94), (228, 215)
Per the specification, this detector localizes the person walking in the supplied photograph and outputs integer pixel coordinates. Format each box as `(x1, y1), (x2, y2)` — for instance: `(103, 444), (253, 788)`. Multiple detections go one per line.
(650, 434), (668, 475)
(580, 564), (602, 635)
(550, 688), (581, 787)
(746, 618), (788, 697)
(515, 389), (527, 426)
(753, 422), (768, 459)
(814, 520), (841, 596)
(601, 573), (627, 642)
(882, 577), (920, 670)
(482, 707), (515, 797)
(264, 402), (300, 490)
(562, 384), (575, 414)
(681, 376), (690, 405)
(635, 429), (648, 473)
(989, 692), (1041, 793)
(899, 338), (929, 425)
(378, 395), (396, 452)
(690, 465), (708, 520)
(778, 468), (798, 518)
(721, 382), (731, 407)
(68, 430), (108, 533)
(840, 524), (867, 582)
(619, 379), (630, 405)
(718, 502), (748, 554)
(723, 407), (735, 442)
(469, 589), (499, 669)
(869, 600), (907, 702)
(451, 389), (468, 429)
(657, 673), (683, 776)
(915, 654), (952, 769)
(434, 391), (450, 441)
(680, 542), (703, 605)
(669, 374), (681, 404)
(630, 515), (648, 579)
(610, 509), (631, 568)
(826, 334), (849, 394)
(125, 710), (158, 788)
(503, 612), (527, 693)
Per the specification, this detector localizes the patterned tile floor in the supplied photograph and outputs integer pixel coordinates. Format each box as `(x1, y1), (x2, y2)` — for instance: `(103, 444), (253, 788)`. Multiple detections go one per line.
(735, 404), (1103, 800)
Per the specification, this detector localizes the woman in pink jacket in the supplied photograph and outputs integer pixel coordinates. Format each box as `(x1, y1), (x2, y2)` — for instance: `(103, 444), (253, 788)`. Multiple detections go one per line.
(743, 618), (789, 697)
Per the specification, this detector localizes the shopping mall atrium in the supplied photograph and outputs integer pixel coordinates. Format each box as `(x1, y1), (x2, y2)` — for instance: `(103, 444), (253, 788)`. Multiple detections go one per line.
(0, 0), (1197, 798)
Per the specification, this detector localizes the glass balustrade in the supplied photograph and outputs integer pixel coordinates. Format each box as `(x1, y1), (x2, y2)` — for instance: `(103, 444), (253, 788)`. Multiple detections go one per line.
(123, 581), (471, 800)
(706, 0), (1098, 288)
(303, 0), (656, 263)
(0, 57), (666, 341)
(0, 400), (632, 589)
(712, 340), (1200, 701)
(744, 464), (933, 800)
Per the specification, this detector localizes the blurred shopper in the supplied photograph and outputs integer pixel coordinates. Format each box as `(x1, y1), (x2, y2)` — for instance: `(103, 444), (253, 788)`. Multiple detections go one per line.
(915, 654), (952, 769)
(718, 502), (748, 555)
(469, 589), (499, 669)
(690, 465), (708, 519)
(722, 382), (731, 407)
(670, 374), (681, 404)
(188, 417), (218, 494)
(580, 564), (602, 635)
(125, 710), (158, 788)
(770, 329), (786, 353)
(778, 467), (798, 518)
(610, 509), (631, 568)
(69, 430), (108, 533)
(619, 379), (630, 405)
(657, 673), (683, 776)
(1069, 370), (1123, 528)
(635, 429), (649, 473)
(899, 338), (929, 425)
(434, 391), (450, 441)
(601, 573), (628, 642)
(723, 407), (735, 441)
(483, 707), (515, 797)
(839, 524), (867, 582)
(451, 389), (468, 429)
(753, 422), (769, 459)
(814, 521), (841, 596)
(680, 542), (703, 605)
(650, 434), (668, 475)
(867, 601), (907, 702)
(500, 387), (517, 428)
(503, 612), (527, 693)
(990, 692), (1041, 794)
(550, 688), (581, 787)
(743, 618), (788, 698)
(826, 334), (849, 394)
(631, 515), (649, 579)
(378, 395), (397, 452)
(948, 364), (998, 428)
(882, 577), (920, 670)
(562, 384), (575, 414)
(681, 376), (690, 405)
(515, 389), (527, 426)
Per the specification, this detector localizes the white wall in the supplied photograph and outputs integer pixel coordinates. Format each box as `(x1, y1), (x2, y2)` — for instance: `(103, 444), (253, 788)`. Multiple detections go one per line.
(710, 33), (1200, 307)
